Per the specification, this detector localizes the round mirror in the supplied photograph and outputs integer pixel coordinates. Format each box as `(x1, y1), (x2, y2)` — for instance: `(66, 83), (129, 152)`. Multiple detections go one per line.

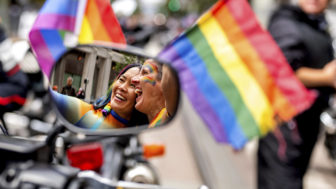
(49, 44), (180, 135)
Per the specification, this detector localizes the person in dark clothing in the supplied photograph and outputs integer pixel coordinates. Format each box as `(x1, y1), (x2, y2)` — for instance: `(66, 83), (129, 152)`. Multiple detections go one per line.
(0, 22), (29, 113)
(76, 88), (85, 99)
(257, 0), (335, 189)
(61, 76), (76, 96)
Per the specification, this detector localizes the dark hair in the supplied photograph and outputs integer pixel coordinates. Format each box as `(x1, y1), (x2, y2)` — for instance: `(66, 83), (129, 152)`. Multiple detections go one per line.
(93, 64), (148, 126)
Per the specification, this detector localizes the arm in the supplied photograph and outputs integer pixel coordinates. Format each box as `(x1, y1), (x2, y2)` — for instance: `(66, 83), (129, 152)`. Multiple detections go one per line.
(50, 89), (93, 124)
(268, 14), (336, 88)
(296, 60), (336, 88)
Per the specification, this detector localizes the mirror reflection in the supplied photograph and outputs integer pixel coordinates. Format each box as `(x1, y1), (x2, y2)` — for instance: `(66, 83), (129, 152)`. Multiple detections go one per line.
(49, 45), (179, 130)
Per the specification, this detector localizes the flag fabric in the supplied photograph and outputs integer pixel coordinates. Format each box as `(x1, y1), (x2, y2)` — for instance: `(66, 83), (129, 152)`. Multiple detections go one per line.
(158, 0), (316, 149)
(29, 0), (126, 77)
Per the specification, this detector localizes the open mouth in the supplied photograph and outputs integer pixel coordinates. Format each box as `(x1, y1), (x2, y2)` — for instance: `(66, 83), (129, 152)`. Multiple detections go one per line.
(115, 93), (126, 101)
(135, 87), (143, 103)
(135, 88), (142, 97)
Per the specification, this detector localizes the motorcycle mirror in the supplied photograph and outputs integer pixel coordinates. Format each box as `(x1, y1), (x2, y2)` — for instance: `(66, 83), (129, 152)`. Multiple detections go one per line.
(49, 44), (180, 135)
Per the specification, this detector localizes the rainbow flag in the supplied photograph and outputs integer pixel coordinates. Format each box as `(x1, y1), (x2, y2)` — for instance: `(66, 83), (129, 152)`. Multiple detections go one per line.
(29, 0), (125, 77)
(159, 0), (316, 149)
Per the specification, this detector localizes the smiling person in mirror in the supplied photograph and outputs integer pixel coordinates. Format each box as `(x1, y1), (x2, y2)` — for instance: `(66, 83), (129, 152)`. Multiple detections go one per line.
(131, 59), (178, 127)
(51, 64), (148, 129)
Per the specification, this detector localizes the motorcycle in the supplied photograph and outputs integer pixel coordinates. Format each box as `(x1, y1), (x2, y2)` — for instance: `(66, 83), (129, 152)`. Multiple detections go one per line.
(0, 43), (182, 189)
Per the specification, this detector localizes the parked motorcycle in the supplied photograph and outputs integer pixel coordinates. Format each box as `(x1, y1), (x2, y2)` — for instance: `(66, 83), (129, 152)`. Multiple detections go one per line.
(0, 43), (181, 189)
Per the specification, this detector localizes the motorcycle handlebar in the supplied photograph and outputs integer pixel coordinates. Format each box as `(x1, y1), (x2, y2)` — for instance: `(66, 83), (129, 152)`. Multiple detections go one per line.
(75, 171), (172, 189)
(0, 163), (79, 189)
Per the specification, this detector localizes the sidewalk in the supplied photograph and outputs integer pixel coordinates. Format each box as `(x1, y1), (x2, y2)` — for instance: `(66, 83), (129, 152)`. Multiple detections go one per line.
(305, 133), (336, 189)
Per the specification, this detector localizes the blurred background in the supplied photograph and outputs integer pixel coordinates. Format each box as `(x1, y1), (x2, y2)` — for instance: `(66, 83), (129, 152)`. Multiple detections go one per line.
(1, 0), (335, 55)
(1, 0), (336, 189)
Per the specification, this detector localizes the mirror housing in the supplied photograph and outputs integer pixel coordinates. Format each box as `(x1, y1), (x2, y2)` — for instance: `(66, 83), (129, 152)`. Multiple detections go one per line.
(49, 44), (180, 136)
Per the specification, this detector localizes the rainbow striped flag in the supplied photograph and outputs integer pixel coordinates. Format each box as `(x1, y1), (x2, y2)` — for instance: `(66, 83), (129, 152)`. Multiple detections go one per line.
(159, 0), (316, 149)
(29, 0), (125, 77)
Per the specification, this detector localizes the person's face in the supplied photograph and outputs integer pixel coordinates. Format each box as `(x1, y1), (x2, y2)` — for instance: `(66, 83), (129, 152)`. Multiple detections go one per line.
(299, 0), (329, 15)
(67, 78), (72, 86)
(110, 67), (139, 119)
(132, 60), (162, 114)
